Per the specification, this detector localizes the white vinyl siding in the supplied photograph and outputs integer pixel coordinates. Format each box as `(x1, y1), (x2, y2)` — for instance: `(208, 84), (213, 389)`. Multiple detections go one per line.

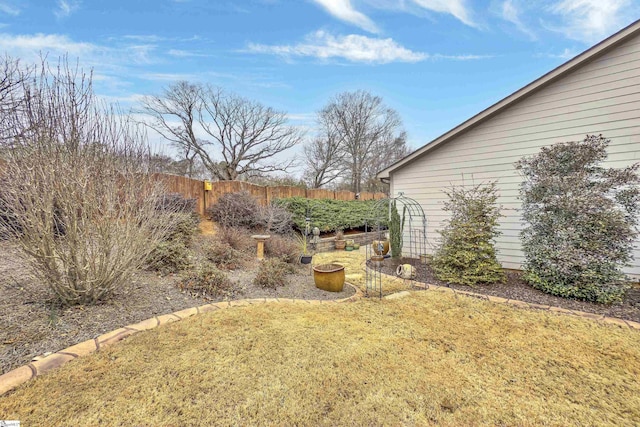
(391, 34), (640, 278)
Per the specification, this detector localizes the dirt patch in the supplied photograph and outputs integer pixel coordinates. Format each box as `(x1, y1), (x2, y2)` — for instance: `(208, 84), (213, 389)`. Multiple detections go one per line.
(377, 257), (640, 323)
(0, 239), (354, 374)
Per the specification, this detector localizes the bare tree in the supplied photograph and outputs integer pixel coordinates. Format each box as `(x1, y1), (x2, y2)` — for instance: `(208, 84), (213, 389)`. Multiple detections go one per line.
(321, 90), (403, 193)
(0, 59), (180, 306)
(148, 152), (210, 180)
(303, 137), (343, 188)
(139, 82), (303, 181)
(138, 81), (202, 178)
(302, 106), (346, 188)
(362, 131), (411, 192)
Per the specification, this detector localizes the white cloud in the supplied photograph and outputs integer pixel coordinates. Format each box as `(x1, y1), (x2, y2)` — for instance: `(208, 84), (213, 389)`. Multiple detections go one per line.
(247, 30), (490, 64)
(0, 33), (96, 58)
(501, 0), (536, 40)
(410, 0), (477, 28)
(54, 0), (81, 18)
(311, 0), (379, 33)
(167, 49), (212, 58)
(248, 30), (425, 63)
(0, 1), (21, 16)
(536, 48), (579, 59)
(311, 0), (478, 31)
(549, 0), (632, 43)
(139, 72), (203, 82)
(121, 34), (165, 42)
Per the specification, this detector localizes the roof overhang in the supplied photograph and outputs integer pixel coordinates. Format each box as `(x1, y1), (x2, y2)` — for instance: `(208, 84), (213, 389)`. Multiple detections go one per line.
(377, 18), (640, 180)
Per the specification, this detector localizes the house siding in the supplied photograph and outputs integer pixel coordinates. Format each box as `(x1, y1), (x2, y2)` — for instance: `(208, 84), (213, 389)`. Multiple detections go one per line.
(391, 33), (640, 278)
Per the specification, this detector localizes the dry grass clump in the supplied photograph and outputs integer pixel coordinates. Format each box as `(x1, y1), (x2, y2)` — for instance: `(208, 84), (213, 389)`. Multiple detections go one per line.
(253, 258), (294, 289)
(217, 226), (255, 254)
(1, 292), (639, 425)
(177, 265), (235, 299)
(264, 234), (299, 263)
(205, 241), (247, 270)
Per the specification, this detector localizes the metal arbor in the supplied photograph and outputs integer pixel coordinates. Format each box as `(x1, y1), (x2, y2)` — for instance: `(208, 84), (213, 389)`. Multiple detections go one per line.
(364, 193), (428, 297)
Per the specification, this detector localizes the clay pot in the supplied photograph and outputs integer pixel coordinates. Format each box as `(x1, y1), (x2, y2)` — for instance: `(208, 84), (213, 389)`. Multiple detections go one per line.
(300, 255), (313, 264)
(370, 254), (384, 269)
(313, 263), (345, 292)
(335, 239), (346, 250)
(372, 240), (390, 255)
(396, 264), (416, 280)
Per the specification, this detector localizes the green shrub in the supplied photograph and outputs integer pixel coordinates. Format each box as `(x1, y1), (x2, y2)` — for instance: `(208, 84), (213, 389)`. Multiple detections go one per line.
(146, 211), (199, 273)
(178, 264), (234, 298)
(253, 258), (292, 289)
(432, 182), (505, 286)
(516, 135), (640, 303)
(205, 241), (246, 270)
(264, 234), (299, 264)
(273, 197), (386, 232)
(165, 212), (200, 246)
(389, 200), (405, 258)
(146, 241), (191, 274)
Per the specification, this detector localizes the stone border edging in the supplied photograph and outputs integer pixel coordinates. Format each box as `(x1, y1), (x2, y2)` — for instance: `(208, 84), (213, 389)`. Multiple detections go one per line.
(0, 283), (362, 397)
(368, 263), (640, 331)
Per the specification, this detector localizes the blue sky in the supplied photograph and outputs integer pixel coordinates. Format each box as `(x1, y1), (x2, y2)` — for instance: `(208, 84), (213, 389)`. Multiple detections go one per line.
(1, 0), (639, 157)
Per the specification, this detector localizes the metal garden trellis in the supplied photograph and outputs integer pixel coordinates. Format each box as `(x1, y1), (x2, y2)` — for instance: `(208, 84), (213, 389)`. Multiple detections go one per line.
(364, 192), (428, 297)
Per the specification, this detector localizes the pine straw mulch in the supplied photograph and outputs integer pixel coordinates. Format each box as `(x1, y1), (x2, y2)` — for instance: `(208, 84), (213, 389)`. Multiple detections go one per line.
(0, 240), (354, 375)
(379, 257), (640, 323)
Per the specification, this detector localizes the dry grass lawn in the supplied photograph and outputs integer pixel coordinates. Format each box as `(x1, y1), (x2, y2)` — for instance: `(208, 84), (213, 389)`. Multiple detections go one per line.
(1, 291), (639, 426)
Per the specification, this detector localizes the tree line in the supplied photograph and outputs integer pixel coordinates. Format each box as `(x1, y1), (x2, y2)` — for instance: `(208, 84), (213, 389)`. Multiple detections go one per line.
(1, 55), (410, 192)
(138, 82), (410, 193)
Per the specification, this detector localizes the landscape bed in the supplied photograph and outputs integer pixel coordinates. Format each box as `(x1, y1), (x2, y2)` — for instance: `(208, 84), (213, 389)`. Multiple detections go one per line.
(377, 257), (640, 323)
(0, 238), (355, 374)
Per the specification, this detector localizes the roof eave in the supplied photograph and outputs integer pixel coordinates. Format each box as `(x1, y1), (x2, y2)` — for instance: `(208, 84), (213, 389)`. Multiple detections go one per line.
(377, 18), (640, 180)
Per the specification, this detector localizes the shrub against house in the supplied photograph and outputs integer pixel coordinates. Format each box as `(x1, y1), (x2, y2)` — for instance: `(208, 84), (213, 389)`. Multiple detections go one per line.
(516, 135), (640, 303)
(432, 182), (505, 286)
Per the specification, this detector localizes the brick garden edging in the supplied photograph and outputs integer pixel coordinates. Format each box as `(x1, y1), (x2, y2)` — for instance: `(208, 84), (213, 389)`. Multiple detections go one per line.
(0, 284), (363, 397)
(2, 273), (638, 397)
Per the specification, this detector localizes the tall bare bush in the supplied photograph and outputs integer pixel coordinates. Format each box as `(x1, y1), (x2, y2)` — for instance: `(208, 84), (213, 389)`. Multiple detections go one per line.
(0, 60), (180, 306)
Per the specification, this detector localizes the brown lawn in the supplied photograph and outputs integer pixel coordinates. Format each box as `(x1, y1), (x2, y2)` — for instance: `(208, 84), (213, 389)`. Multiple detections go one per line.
(1, 290), (639, 426)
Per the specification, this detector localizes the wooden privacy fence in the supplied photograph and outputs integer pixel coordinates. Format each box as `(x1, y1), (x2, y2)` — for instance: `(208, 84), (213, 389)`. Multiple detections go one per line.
(153, 174), (387, 216)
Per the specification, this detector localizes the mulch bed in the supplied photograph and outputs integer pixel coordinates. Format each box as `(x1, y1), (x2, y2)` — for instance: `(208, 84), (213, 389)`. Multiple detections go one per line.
(0, 241), (354, 375)
(378, 257), (640, 323)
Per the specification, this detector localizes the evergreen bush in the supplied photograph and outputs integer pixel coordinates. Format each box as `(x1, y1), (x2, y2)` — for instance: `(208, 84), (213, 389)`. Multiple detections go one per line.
(432, 182), (505, 286)
(273, 197), (386, 232)
(389, 200), (405, 258)
(516, 135), (639, 303)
